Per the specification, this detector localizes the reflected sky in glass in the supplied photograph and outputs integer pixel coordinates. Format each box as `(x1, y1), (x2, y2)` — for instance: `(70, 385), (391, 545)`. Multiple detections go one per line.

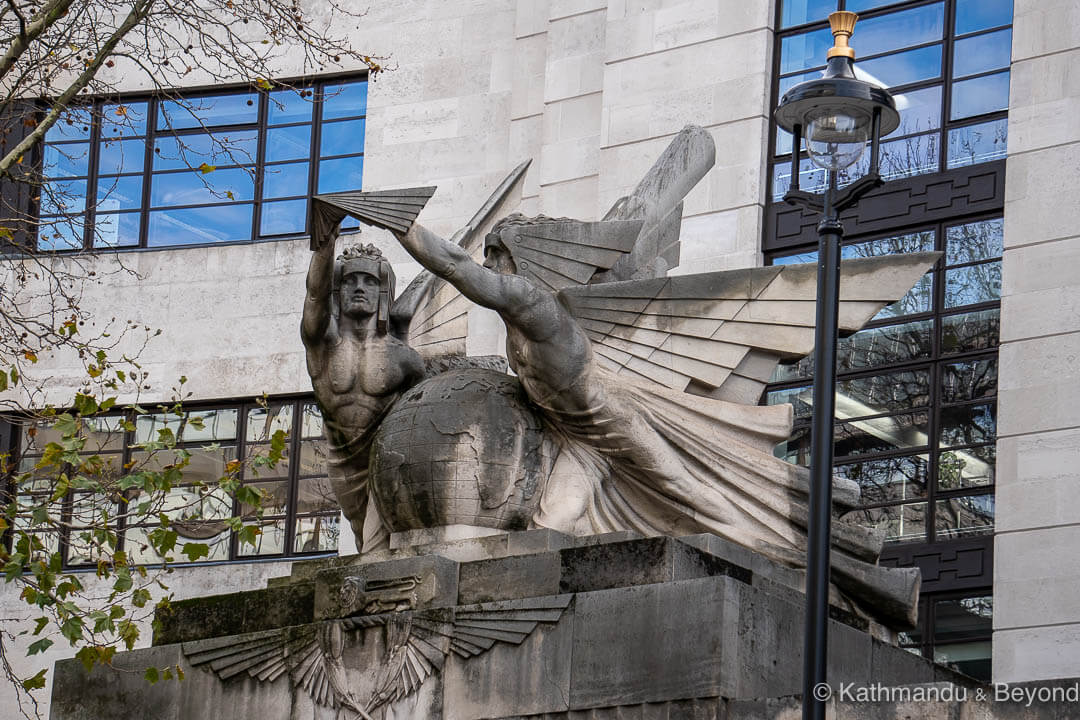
(780, 0), (835, 28)
(320, 119), (366, 157)
(265, 125), (312, 162)
(93, 212), (140, 248)
(148, 203), (254, 245)
(855, 3), (944, 58)
(153, 131), (257, 171)
(268, 89), (314, 125)
(955, 0), (1012, 35)
(951, 72), (1010, 120)
(946, 219), (1003, 264)
(158, 93), (258, 130)
(43, 143), (90, 178)
(101, 102), (148, 138)
(858, 44), (942, 88)
(262, 162), (309, 199)
(151, 167), (254, 207)
(98, 138), (147, 175)
(322, 82), (368, 120)
(780, 27), (833, 75)
(261, 199), (308, 236)
(96, 175), (143, 211)
(953, 28), (1012, 78)
(317, 156), (363, 193)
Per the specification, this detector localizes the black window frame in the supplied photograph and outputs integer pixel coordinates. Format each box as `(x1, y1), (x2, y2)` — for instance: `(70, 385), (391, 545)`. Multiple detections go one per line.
(3, 395), (339, 569)
(33, 72), (368, 253)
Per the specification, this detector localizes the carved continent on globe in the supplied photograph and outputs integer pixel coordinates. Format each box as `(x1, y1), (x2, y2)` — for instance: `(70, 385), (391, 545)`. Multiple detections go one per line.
(369, 368), (555, 532)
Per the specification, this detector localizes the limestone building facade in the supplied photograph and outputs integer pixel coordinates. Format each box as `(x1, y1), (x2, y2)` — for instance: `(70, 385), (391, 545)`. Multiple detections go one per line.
(1, 0), (1078, 713)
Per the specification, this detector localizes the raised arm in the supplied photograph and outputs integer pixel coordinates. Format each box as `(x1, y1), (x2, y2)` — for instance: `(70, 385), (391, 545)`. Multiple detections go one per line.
(302, 203), (347, 346)
(393, 224), (556, 334)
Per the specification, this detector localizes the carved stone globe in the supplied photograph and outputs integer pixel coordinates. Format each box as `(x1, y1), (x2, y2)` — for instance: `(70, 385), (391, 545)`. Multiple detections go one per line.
(369, 368), (555, 532)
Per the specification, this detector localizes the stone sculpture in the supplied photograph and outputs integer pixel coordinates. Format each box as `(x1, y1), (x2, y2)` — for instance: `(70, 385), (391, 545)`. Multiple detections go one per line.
(306, 126), (936, 628)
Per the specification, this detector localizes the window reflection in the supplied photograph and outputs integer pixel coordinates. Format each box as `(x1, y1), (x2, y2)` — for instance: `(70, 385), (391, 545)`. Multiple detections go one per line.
(951, 72), (1010, 121)
(855, 3), (944, 58)
(953, 29), (1012, 78)
(780, 0), (836, 29)
(947, 118), (1008, 167)
(955, 0), (1012, 35)
(935, 494), (994, 539)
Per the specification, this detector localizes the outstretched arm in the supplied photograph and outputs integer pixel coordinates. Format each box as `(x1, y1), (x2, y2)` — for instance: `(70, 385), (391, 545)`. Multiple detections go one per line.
(302, 203), (347, 346)
(394, 224), (558, 339)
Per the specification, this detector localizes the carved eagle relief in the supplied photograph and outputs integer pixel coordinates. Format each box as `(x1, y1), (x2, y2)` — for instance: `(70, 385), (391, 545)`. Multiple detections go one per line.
(182, 593), (573, 719)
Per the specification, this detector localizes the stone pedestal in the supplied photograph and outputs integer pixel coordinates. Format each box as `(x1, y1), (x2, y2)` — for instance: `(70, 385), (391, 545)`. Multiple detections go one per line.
(47, 532), (1067, 719)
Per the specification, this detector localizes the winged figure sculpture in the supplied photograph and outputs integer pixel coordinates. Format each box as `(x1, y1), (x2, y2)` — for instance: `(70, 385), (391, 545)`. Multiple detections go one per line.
(305, 125), (935, 629)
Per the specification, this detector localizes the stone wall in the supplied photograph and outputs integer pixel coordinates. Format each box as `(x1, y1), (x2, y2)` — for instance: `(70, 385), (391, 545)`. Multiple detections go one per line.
(993, 0), (1080, 683)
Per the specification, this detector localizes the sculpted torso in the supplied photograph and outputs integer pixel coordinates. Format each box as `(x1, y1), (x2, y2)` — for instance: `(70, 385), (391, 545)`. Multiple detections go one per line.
(308, 334), (423, 438)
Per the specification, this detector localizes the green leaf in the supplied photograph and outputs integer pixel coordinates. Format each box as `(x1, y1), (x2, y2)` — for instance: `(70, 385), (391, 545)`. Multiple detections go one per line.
(60, 616), (84, 646)
(27, 638), (53, 655)
(22, 669), (47, 691)
(73, 393), (98, 416)
(181, 543), (209, 562)
(53, 414), (78, 438)
(144, 666), (159, 684)
(115, 369), (126, 382)
(118, 619), (139, 650)
(33, 617), (49, 635)
(132, 588), (152, 608)
(0, 371), (7, 392)
(75, 646), (97, 672)
(237, 524), (261, 547)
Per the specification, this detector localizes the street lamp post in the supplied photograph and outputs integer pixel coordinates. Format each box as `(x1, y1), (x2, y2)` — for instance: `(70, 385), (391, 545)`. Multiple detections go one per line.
(773, 12), (900, 720)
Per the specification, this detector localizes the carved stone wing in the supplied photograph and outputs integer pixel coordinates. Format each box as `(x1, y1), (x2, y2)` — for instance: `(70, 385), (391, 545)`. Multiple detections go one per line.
(403, 161), (531, 358)
(510, 218), (642, 294)
(182, 595), (573, 715)
(312, 186), (436, 236)
(559, 253), (940, 404)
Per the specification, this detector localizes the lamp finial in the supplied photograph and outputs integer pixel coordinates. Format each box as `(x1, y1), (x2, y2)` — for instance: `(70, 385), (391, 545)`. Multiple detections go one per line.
(827, 11), (858, 59)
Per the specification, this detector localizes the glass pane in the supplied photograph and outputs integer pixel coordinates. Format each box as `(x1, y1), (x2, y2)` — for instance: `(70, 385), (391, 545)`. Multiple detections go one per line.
(246, 404), (293, 442)
(933, 641), (991, 681)
(101, 102), (148, 138)
(268, 89), (314, 124)
(260, 199), (307, 236)
(241, 480), (289, 515)
(780, 0), (835, 28)
(780, 28), (834, 74)
(941, 357), (997, 403)
(70, 492), (120, 526)
(94, 212), (141, 248)
(302, 403), (323, 437)
(835, 455), (929, 505)
(946, 218), (1003, 265)
(778, 68), (825, 99)
(317, 156), (364, 194)
(945, 261), (1001, 308)
(858, 45), (942, 89)
(129, 446), (236, 485)
(159, 485), (233, 521)
(262, 162), (309, 199)
(38, 218), (86, 251)
(938, 448), (994, 489)
(45, 107), (92, 142)
(890, 85), (942, 137)
(16, 457), (60, 492)
(837, 369), (931, 417)
(158, 93), (258, 130)
(940, 403), (996, 447)
(835, 410), (930, 458)
(152, 131), (258, 171)
(322, 81), (368, 119)
(771, 159), (826, 200)
(942, 309), (1000, 355)
(135, 408), (238, 443)
(298, 439), (327, 476)
(935, 494), (994, 539)
(951, 71), (1010, 120)
(854, 3), (944, 58)
(853, 502), (927, 543)
(265, 124), (312, 162)
(237, 518), (287, 556)
(878, 132), (940, 180)
(846, 0), (905, 11)
(297, 476), (336, 514)
(953, 28), (1012, 78)
(126, 525), (230, 563)
(765, 385), (812, 421)
(98, 138), (147, 175)
(96, 175), (143, 211)
(770, 318), (933, 381)
(935, 596), (992, 642)
(320, 119), (366, 157)
(947, 118), (1008, 167)
(246, 442), (290, 479)
(151, 167), (254, 207)
(40, 179), (88, 215)
(294, 515), (340, 553)
(43, 143), (90, 178)
(955, 0), (1013, 35)
(147, 203), (254, 245)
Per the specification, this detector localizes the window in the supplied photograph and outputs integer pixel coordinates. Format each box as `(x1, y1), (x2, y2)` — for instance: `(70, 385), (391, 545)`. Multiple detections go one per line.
(764, 216), (1000, 545)
(10, 397), (337, 566)
(900, 593), (993, 679)
(37, 77), (367, 251)
(771, 0), (1012, 199)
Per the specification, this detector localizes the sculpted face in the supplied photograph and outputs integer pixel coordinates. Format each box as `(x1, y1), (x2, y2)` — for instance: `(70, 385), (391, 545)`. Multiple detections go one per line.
(482, 232), (517, 275)
(340, 270), (380, 318)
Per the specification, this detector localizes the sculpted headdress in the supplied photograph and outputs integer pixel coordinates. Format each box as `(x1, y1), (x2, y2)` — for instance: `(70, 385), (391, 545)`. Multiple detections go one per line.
(334, 243), (395, 333)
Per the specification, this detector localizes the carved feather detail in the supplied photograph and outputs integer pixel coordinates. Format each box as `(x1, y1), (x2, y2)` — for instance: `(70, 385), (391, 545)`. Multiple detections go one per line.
(182, 594), (572, 715)
(313, 187), (437, 235)
(560, 253), (940, 404)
